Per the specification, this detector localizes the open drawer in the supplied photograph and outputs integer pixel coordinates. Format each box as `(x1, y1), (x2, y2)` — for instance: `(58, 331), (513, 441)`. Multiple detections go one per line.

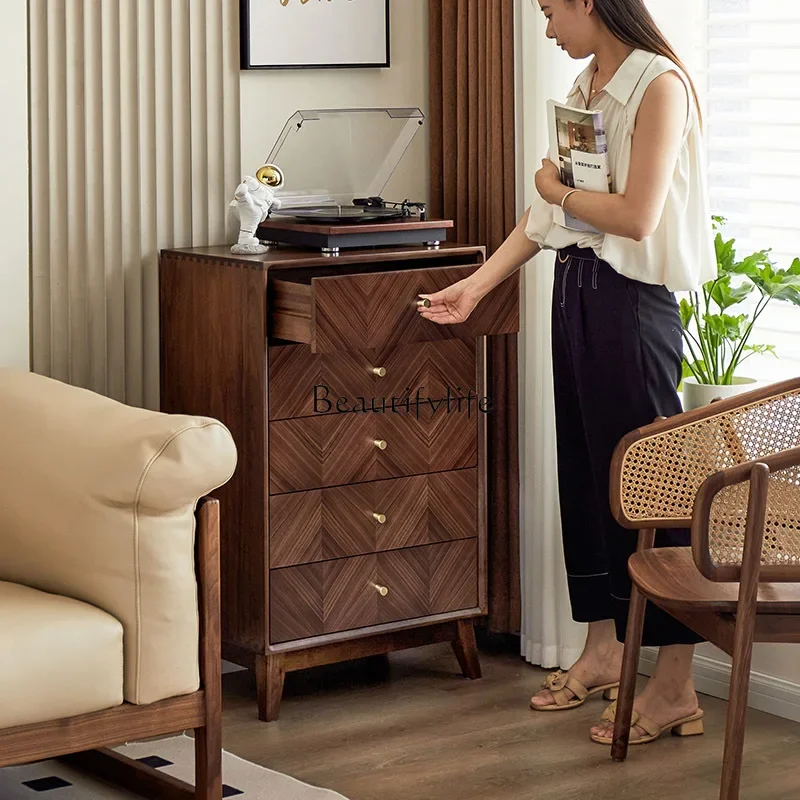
(268, 263), (519, 354)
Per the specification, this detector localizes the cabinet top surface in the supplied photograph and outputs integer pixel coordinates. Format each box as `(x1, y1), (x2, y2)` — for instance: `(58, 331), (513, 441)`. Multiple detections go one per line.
(161, 241), (485, 270)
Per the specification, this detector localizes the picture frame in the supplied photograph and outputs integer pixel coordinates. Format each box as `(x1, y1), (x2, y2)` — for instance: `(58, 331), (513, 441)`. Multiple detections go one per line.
(240, 0), (390, 71)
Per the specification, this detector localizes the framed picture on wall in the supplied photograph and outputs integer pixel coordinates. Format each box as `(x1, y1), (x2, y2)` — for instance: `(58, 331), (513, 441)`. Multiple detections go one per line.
(240, 0), (390, 70)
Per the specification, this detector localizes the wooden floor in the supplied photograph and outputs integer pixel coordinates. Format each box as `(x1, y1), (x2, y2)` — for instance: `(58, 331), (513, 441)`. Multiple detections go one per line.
(221, 641), (800, 800)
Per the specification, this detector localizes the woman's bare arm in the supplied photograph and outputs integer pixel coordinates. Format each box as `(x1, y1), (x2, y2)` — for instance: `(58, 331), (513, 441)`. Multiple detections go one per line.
(536, 71), (689, 241)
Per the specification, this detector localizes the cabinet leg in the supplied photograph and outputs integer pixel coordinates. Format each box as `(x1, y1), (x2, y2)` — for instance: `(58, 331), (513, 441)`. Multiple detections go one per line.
(255, 654), (285, 722)
(452, 620), (482, 680)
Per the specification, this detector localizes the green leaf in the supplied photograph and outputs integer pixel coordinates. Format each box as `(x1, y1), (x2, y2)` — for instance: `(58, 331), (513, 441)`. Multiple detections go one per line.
(714, 234), (736, 276)
(710, 276), (753, 310)
(683, 358), (710, 384)
(704, 313), (748, 343)
(753, 267), (800, 300)
(736, 255), (772, 280)
(743, 344), (778, 358)
(679, 298), (694, 328)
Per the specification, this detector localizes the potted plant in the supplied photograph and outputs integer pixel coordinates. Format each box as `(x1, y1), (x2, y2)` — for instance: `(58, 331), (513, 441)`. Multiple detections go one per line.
(680, 216), (800, 411)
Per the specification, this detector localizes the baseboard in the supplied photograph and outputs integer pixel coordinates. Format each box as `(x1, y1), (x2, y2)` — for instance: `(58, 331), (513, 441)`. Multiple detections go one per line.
(640, 647), (800, 723)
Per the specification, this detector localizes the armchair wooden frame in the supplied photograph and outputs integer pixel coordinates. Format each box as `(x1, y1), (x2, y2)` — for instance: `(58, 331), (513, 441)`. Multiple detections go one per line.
(0, 497), (223, 800)
(607, 377), (800, 800)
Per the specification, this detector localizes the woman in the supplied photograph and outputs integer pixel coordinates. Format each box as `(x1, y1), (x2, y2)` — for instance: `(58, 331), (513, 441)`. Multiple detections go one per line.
(418, 0), (716, 745)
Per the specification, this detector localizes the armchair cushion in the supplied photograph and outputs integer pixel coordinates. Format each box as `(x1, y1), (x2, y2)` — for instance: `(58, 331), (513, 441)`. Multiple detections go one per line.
(0, 581), (124, 729)
(0, 369), (237, 705)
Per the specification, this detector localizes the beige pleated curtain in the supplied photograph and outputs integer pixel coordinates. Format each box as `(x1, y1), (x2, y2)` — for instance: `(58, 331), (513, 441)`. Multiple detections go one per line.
(428, 0), (520, 635)
(28, 0), (241, 410)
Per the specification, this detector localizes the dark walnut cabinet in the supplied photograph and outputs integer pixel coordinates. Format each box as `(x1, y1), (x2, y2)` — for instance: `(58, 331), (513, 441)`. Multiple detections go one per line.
(159, 242), (520, 721)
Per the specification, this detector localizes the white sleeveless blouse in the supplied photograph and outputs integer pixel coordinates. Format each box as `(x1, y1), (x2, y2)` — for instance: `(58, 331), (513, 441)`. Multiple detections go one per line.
(525, 48), (716, 292)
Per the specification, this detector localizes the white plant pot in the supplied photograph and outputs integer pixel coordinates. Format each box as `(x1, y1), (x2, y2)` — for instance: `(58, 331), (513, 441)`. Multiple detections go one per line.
(681, 376), (759, 412)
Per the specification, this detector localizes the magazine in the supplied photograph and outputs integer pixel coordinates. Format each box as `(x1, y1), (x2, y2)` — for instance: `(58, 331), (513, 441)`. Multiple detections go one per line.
(546, 99), (612, 233)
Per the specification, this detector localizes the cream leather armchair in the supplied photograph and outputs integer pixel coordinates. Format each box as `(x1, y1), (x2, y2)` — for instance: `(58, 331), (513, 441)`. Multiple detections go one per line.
(0, 368), (237, 800)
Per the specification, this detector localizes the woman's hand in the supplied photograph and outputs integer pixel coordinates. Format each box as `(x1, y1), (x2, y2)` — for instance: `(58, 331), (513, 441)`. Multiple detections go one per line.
(417, 277), (485, 325)
(535, 158), (565, 205)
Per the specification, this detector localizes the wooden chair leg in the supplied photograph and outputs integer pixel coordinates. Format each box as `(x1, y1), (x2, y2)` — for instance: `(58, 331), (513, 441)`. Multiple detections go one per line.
(452, 619), (482, 679)
(718, 463), (768, 800)
(256, 654), (286, 722)
(196, 498), (223, 798)
(719, 625), (755, 800)
(611, 527), (655, 762)
(195, 723), (222, 800)
(611, 583), (647, 762)
(718, 466), (768, 799)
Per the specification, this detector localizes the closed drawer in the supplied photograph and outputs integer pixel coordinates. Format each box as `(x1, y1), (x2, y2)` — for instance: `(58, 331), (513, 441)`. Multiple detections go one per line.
(268, 401), (479, 494)
(268, 338), (477, 421)
(269, 539), (478, 644)
(268, 264), (519, 354)
(270, 468), (478, 568)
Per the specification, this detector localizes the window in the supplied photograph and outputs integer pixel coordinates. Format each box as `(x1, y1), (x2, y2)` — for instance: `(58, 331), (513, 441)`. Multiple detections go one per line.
(650, 0), (800, 382)
(703, 0), (800, 382)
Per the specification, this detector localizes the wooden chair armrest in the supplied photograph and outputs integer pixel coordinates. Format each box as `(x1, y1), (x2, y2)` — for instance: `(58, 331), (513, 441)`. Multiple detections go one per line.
(195, 497), (221, 692)
(691, 446), (800, 582)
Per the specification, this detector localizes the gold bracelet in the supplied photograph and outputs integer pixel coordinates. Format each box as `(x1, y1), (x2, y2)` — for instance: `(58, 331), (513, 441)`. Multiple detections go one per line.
(561, 189), (580, 211)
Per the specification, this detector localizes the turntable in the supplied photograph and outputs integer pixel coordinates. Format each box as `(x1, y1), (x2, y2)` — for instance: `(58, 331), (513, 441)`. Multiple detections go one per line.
(255, 107), (453, 254)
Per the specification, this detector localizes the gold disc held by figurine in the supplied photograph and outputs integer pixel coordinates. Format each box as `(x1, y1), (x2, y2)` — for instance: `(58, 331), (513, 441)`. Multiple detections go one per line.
(256, 163), (285, 188)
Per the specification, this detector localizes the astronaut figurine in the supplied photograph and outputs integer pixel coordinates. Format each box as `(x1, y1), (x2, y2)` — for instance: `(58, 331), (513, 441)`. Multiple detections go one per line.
(229, 165), (284, 254)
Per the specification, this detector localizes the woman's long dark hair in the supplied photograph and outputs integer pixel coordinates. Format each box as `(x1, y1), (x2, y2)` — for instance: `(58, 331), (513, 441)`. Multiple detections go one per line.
(583, 0), (702, 125)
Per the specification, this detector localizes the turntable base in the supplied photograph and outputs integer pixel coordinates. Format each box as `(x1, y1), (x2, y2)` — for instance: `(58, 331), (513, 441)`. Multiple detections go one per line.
(258, 217), (453, 253)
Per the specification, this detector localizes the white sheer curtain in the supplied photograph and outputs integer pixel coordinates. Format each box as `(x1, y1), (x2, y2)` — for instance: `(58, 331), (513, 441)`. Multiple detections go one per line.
(514, 0), (706, 672)
(515, 0), (589, 670)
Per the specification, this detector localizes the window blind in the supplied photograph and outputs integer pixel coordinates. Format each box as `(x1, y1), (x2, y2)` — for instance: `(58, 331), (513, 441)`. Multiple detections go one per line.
(702, 0), (800, 382)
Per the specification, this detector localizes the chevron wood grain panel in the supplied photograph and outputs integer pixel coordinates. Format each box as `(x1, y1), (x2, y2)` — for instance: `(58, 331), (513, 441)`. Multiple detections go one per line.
(269, 405), (478, 494)
(312, 265), (518, 353)
(269, 561), (324, 644)
(270, 469), (478, 568)
(268, 412), (374, 494)
(377, 403), (478, 479)
(268, 264), (519, 354)
(268, 338), (477, 421)
(269, 555), (379, 644)
(428, 539), (479, 615)
(269, 541), (479, 644)
(322, 554), (379, 634)
(377, 547), (429, 623)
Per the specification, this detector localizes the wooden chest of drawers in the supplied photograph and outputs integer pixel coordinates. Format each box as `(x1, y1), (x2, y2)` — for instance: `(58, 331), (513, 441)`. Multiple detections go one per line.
(159, 242), (519, 721)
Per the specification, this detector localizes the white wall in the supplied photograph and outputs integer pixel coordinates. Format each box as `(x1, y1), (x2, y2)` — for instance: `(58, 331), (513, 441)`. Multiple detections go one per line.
(0, 2), (29, 369)
(239, 0), (428, 207)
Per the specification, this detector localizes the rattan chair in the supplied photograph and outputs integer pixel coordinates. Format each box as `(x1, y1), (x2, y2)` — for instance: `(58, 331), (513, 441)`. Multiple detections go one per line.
(607, 377), (800, 800)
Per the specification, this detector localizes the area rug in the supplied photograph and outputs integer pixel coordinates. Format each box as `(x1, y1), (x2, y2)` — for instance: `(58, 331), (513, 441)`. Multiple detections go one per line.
(0, 734), (350, 799)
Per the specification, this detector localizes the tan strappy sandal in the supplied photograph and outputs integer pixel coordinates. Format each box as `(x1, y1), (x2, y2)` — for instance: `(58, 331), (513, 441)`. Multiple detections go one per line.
(530, 669), (620, 712)
(590, 700), (705, 744)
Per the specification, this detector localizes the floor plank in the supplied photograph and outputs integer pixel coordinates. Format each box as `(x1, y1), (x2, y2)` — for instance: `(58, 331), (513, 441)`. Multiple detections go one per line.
(221, 643), (800, 800)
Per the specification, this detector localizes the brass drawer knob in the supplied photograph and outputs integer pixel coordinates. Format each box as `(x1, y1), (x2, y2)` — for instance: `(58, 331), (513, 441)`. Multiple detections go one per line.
(373, 439), (387, 450)
(373, 583), (389, 597)
(416, 297), (431, 308)
(371, 366), (387, 377)
(372, 512), (387, 524)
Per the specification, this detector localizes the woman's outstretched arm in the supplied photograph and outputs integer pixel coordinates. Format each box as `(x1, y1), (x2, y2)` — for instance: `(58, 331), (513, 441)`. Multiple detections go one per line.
(418, 208), (541, 325)
(469, 207), (542, 296)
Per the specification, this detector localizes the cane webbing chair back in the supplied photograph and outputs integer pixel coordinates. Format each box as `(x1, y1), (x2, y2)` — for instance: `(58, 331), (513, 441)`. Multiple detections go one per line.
(610, 378), (800, 582)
